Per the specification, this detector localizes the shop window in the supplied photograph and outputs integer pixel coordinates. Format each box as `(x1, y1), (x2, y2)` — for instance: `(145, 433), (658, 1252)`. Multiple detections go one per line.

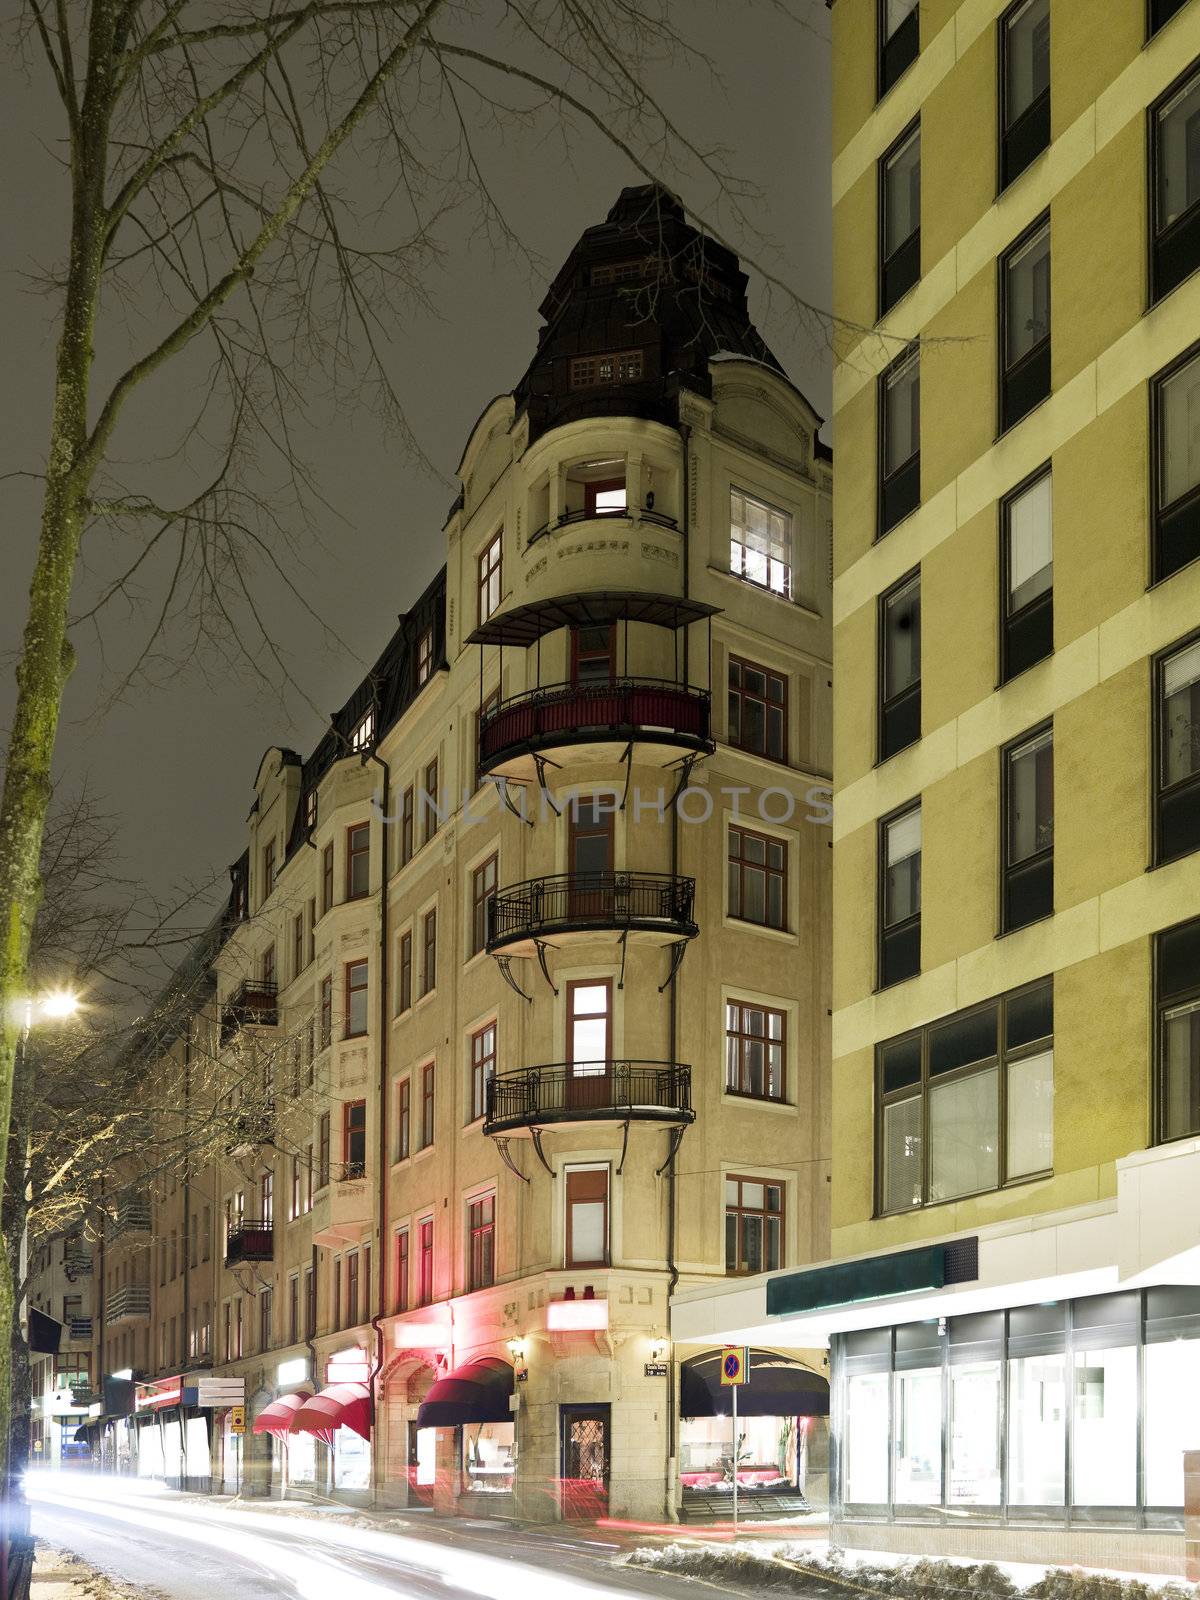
(462, 1422), (515, 1495)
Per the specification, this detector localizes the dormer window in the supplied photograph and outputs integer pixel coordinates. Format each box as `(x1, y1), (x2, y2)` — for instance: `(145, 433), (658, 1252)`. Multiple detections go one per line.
(350, 709), (374, 752)
(304, 789), (318, 831)
(591, 259), (652, 287)
(478, 532), (502, 625)
(569, 350), (644, 388)
(416, 628), (433, 686)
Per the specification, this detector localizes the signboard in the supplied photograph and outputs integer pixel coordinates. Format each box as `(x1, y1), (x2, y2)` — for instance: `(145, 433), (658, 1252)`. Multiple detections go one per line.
(644, 1362), (668, 1378)
(135, 1375), (183, 1411)
(229, 1404), (246, 1435)
(182, 1377), (245, 1409)
(326, 1347), (370, 1385)
(720, 1347), (749, 1387)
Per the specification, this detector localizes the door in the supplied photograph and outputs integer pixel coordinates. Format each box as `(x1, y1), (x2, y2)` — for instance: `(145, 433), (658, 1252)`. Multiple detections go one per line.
(407, 1420), (435, 1506)
(560, 1403), (610, 1519)
(570, 625), (618, 731)
(566, 980), (611, 1112)
(567, 797), (614, 923)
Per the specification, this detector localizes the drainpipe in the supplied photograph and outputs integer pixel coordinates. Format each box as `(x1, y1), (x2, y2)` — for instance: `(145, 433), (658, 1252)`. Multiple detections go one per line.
(182, 1033), (191, 1490)
(365, 744), (391, 1504)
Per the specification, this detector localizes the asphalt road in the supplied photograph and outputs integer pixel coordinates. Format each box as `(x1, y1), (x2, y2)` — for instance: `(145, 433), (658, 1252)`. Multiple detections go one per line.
(28, 1474), (760, 1600)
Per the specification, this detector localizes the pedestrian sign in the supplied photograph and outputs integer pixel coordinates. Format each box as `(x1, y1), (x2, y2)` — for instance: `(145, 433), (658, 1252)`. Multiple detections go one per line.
(720, 1346), (749, 1386)
(229, 1404), (246, 1434)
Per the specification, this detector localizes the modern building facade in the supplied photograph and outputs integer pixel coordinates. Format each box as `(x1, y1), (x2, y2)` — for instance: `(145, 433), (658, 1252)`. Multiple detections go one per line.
(74, 186), (835, 1523)
(674, 0), (1200, 1575)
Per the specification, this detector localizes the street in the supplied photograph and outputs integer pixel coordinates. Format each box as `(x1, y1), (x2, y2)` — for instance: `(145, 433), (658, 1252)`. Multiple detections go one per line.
(27, 1474), (759, 1600)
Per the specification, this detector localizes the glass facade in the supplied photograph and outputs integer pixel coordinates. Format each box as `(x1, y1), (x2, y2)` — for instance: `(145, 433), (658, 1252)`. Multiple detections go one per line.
(835, 1287), (1200, 1528)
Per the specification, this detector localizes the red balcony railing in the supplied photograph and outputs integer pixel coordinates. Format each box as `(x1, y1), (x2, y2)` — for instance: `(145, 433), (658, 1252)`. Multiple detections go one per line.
(478, 678), (711, 772)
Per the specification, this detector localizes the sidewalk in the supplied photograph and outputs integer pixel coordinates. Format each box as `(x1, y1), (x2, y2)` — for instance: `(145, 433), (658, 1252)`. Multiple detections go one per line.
(31, 1543), (140, 1600)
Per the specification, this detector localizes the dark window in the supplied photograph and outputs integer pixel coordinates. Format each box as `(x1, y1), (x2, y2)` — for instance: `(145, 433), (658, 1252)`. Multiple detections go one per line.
(568, 795), (614, 877)
(1156, 633), (1200, 863)
(395, 1229), (410, 1314)
(321, 842), (334, 915)
(728, 825), (787, 930)
(728, 656), (787, 763)
(346, 1251), (359, 1327)
(878, 0), (919, 98)
(571, 624), (616, 685)
(420, 1062), (435, 1149)
(259, 1288), (272, 1352)
(1000, 216), (1051, 431)
(397, 930), (412, 1014)
(880, 123), (921, 314)
(467, 1195), (496, 1292)
(725, 1176), (784, 1275)
(569, 350), (643, 387)
(261, 943), (275, 987)
(343, 1099), (366, 1178)
(1002, 725), (1054, 931)
(565, 1166), (609, 1267)
(396, 1078), (411, 1162)
(879, 571), (921, 759)
(288, 1276), (299, 1344)
(317, 1112), (331, 1189)
(879, 347), (920, 536)
(471, 854), (498, 955)
(423, 758), (440, 844)
(1001, 466), (1054, 679)
(1153, 347), (1200, 582)
(1156, 915), (1200, 1141)
(470, 1022), (496, 1124)
(1152, 66), (1200, 304)
(333, 1258), (342, 1331)
(878, 979), (1053, 1212)
(307, 899), (316, 965)
(345, 959), (368, 1039)
(304, 1267), (315, 1338)
(1150, 0), (1192, 42)
(725, 1000), (786, 1102)
(417, 1217), (434, 1306)
(262, 839), (276, 901)
(421, 908), (437, 996)
(1000, 0), (1050, 190)
(478, 531), (502, 624)
(879, 803), (921, 988)
(346, 823), (369, 899)
(319, 975), (332, 1049)
(417, 628), (433, 686)
(400, 786), (414, 866)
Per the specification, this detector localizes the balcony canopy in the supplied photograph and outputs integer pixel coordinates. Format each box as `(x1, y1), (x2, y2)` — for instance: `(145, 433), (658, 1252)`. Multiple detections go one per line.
(680, 1349), (829, 1420)
(416, 1357), (513, 1428)
(468, 589), (719, 649)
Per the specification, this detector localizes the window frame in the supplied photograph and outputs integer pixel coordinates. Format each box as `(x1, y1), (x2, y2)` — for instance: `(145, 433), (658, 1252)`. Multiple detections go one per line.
(400, 786), (415, 866)
(1153, 626), (1200, 866)
(1000, 721), (1055, 934)
(317, 1111), (331, 1189)
(725, 1174), (785, 1276)
(416, 627), (434, 687)
(877, 799), (922, 990)
(397, 928), (413, 1013)
(396, 1077), (411, 1162)
(1000, 461), (1054, 681)
(729, 485), (794, 600)
(569, 349), (644, 388)
(346, 822), (370, 900)
(417, 1215), (434, 1306)
(478, 530), (503, 625)
(319, 974), (333, 1049)
(421, 906), (437, 996)
(471, 853), (498, 956)
(878, 118), (921, 317)
(420, 1061), (436, 1150)
(877, 0), (919, 101)
(343, 1098), (366, 1179)
(423, 757), (440, 845)
(728, 654), (788, 764)
(727, 822), (788, 931)
(571, 624), (616, 685)
(998, 212), (1052, 434)
(395, 1228), (410, 1314)
(1149, 61), (1200, 306)
(878, 345), (921, 538)
(998, 0), (1051, 193)
(469, 1021), (497, 1125)
(877, 567), (922, 762)
(565, 1164), (611, 1268)
(724, 998), (788, 1103)
(467, 1192), (496, 1292)
(1150, 340), (1200, 586)
(321, 842), (334, 916)
(1154, 914), (1200, 1144)
(344, 958), (369, 1040)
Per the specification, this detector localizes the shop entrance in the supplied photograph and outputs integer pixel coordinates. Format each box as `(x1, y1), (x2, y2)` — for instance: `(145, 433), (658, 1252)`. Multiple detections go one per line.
(560, 1403), (609, 1519)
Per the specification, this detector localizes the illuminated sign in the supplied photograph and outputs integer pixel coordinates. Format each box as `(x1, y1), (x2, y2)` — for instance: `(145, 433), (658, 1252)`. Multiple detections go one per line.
(182, 1377), (245, 1409)
(276, 1357), (308, 1386)
(392, 1319), (451, 1350)
(546, 1297), (609, 1332)
(325, 1347), (370, 1385)
(135, 1376), (183, 1411)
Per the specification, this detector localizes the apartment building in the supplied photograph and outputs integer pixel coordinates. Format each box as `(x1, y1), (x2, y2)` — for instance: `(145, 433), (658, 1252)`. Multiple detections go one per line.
(78, 185), (835, 1523)
(673, 0), (1200, 1574)
(26, 1231), (94, 1467)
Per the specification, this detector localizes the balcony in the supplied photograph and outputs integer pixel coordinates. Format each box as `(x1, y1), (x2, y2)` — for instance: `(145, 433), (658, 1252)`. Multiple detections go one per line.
(484, 1060), (694, 1137)
(106, 1286), (151, 1325)
(67, 1317), (94, 1342)
(106, 1197), (151, 1240)
(224, 1103), (276, 1157)
(478, 678), (712, 785)
(311, 1170), (371, 1248)
(220, 979), (279, 1044)
(487, 872), (696, 959)
(224, 1224), (274, 1267)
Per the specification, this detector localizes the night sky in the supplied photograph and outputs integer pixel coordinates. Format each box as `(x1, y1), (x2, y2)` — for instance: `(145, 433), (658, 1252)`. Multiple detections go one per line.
(0, 3), (831, 948)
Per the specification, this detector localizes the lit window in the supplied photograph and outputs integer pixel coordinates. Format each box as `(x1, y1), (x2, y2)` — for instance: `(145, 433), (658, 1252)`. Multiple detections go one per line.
(730, 488), (792, 598)
(565, 1166), (609, 1268)
(478, 533), (502, 625)
(350, 708), (374, 752)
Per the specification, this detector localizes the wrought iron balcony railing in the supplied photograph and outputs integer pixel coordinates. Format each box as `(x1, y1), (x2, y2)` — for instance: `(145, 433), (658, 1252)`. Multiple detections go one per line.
(487, 871), (696, 953)
(224, 1223), (274, 1267)
(484, 1060), (693, 1135)
(478, 676), (711, 774)
(220, 978), (279, 1043)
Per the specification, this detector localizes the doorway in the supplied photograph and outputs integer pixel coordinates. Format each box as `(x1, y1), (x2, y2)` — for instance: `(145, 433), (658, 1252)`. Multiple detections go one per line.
(560, 1403), (610, 1519)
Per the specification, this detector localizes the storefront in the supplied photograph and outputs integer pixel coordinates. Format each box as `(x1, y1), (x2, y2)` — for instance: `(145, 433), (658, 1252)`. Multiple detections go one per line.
(415, 1356), (515, 1515)
(678, 1349), (829, 1521)
(288, 1349), (373, 1500)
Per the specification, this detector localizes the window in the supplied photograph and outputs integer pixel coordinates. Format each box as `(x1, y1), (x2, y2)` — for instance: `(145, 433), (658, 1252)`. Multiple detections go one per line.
(728, 657), (787, 763)
(395, 1229), (410, 1314)
(345, 959), (369, 1038)
(262, 839), (276, 900)
(584, 477), (627, 515)
(307, 898), (316, 964)
(304, 1266), (315, 1337)
(321, 842), (334, 915)
(1001, 216), (1050, 432)
(880, 123), (921, 314)
(423, 758), (439, 844)
(290, 1155), (300, 1222)
(470, 1022), (496, 1124)
(877, 978), (1053, 1212)
(471, 854), (498, 955)
(565, 1166), (609, 1268)
(333, 1257), (342, 1331)
(417, 627), (433, 686)
(398, 930), (412, 1013)
(728, 825), (787, 930)
(319, 975), (332, 1048)
(305, 1020), (315, 1086)
(725, 1000), (786, 1101)
(292, 913), (304, 980)
(317, 1111), (331, 1189)
(260, 1170), (274, 1226)
(725, 1176), (784, 1274)
(1000, 0), (1050, 190)
(1156, 915), (1200, 1142)
(571, 624), (615, 685)
(234, 1297), (243, 1359)
(569, 349), (643, 387)
(346, 823), (370, 899)
(478, 531), (502, 624)
(304, 1143), (313, 1211)
(261, 943), (276, 988)
(396, 1078), (411, 1161)
(592, 258), (651, 286)
(400, 786), (414, 865)
(259, 1288), (272, 1352)
(288, 1276), (299, 1345)
(350, 708), (374, 752)
(420, 1062), (435, 1149)
(1156, 633), (1200, 863)
(1151, 0), (1192, 36)
(568, 794), (614, 877)
(343, 1099), (366, 1178)
(346, 1251), (360, 1327)
(730, 487), (792, 598)
(567, 980), (611, 1074)
(467, 1194), (496, 1292)
(879, 347), (920, 536)
(1152, 66), (1200, 304)
(1001, 467), (1053, 679)
(417, 1217), (434, 1306)
(1153, 347), (1200, 582)
(473, 686), (500, 791)
(304, 789), (318, 832)
(878, 0), (918, 97)
(879, 803), (921, 988)
(879, 571), (921, 760)
(1002, 726), (1054, 931)
(421, 908), (437, 995)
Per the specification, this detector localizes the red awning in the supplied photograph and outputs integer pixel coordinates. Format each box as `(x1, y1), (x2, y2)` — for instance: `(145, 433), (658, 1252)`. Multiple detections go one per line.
(289, 1382), (371, 1444)
(252, 1391), (313, 1437)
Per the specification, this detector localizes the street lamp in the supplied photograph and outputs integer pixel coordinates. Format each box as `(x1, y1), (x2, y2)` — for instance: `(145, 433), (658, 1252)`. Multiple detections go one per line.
(35, 990), (81, 1021)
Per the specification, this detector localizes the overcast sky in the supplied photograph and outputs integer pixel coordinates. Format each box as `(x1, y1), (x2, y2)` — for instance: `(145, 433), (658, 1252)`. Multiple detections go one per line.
(0, 2), (832, 948)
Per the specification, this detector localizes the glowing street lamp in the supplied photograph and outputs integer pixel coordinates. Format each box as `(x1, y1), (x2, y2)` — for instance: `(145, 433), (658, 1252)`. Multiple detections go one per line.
(35, 990), (81, 1021)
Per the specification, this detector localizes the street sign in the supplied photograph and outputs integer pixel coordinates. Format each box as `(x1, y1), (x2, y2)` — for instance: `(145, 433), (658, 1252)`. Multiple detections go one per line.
(229, 1404), (246, 1434)
(182, 1377), (246, 1409)
(720, 1347), (750, 1386)
(644, 1362), (668, 1378)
